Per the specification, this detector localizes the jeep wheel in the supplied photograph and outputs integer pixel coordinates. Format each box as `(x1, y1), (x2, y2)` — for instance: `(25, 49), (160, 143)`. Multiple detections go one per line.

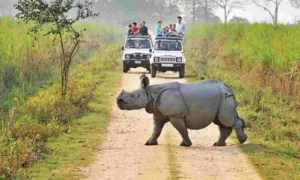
(123, 64), (129, 73)
(151, 66), (157, 78)
(179, 66), (185, 78)
(147, 66), (151, 74)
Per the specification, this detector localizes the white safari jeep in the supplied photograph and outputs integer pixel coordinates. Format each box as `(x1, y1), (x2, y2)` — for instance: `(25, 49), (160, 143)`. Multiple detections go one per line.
(150, 36), (186, 78)
(121, 35), (153, 73)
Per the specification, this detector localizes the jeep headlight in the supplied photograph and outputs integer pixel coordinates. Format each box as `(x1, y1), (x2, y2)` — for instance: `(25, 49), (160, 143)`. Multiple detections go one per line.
(176, 57), (182, 62)
(154, 57), (159, 62)
(147, 55), (151, 59)
(125, 54), (130, 59)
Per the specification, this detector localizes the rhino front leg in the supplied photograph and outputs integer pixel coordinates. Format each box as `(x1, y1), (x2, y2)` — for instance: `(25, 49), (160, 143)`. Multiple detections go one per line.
(145, 115), (166, 146)
(169, 116), (192, 147)
(213, 126), (232, 146)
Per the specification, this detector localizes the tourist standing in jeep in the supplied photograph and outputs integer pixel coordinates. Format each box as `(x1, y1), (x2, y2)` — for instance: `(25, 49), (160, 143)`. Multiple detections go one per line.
(176, 16), (186, 36)
(139, 21), (148, 35)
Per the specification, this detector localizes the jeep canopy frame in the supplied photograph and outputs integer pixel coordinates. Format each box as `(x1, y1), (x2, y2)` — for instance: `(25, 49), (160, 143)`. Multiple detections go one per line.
(127, 35), (152, 39)
(154, 36), (183, 41)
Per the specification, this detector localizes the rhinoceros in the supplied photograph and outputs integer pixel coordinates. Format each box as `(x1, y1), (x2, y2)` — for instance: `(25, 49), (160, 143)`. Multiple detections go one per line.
(116, 75), (247, 147)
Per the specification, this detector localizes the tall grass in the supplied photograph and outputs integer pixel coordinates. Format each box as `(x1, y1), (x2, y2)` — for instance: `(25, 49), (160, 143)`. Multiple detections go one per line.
(185, 23), (300, 179)
(0, 16), (123, 179)
(186, 23), (300, 103)
(0, 16), (121, 113)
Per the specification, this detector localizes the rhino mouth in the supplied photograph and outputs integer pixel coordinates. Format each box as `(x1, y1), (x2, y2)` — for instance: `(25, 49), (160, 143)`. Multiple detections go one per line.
(117, 99), (127, 105)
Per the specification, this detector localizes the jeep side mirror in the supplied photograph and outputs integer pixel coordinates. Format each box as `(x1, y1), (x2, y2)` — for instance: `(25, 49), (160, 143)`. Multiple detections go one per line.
(149, 49), (152, 52)
(121, 46), (124, 50)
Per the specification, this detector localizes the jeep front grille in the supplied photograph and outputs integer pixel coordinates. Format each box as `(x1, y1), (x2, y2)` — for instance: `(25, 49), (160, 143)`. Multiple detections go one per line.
(160, 57), (176, 62)
(129, 54), (148, 59)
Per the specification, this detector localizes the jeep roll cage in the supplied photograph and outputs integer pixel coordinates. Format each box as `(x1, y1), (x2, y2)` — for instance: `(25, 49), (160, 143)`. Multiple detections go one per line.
(154, 36), (183, 41)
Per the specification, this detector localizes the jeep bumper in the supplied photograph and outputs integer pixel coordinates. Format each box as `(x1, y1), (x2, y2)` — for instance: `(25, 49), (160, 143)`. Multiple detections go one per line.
(152, 63), (184, 71)
(123, 60), (150, 68)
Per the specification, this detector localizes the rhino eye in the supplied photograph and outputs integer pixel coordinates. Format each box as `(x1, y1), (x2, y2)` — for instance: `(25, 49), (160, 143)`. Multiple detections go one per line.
(131, 94), (134, 98)
(137, 94), (140, 98)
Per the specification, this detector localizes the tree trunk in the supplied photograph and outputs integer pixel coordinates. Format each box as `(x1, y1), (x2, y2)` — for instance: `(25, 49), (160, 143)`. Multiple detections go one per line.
(224, 6), (227, 23)
(274, 4), (278, 24)
(205, 0), (208, 22)
(61, 67), (69, 96)
(169, 0), (172, 15)
(193, 0), (196, 24)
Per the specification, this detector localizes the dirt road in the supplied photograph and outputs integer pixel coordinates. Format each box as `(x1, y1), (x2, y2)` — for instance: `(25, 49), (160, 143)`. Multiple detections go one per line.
(83, 68), (261, 180)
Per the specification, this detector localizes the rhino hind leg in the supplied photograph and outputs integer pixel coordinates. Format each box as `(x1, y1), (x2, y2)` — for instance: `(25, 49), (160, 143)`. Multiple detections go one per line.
(217, 84), (247, 144)
(233, 116), (247, 144)
(213, 125), (233, 146)
(169, 116), (192, 147)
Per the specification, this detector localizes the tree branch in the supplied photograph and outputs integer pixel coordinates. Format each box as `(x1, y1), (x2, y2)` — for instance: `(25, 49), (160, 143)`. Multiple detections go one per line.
(253, 1), (276, 22)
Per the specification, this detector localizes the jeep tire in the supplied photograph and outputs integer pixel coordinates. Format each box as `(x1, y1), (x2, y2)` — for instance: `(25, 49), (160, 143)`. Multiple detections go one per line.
(179, 65), (185, 78)
(151, 65), (157, 78)
(147, 66), (151, 74)
(123, 64), (129, 73)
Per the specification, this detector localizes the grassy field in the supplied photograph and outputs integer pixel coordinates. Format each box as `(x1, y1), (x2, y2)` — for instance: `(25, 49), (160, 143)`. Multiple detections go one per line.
(185, 23), (300, 180)
(0, 16), (123, 179)
(27, 69), (122, 180)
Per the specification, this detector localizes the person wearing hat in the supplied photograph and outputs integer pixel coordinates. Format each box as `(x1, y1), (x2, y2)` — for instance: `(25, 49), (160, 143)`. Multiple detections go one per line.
(176, 16), (186, 36)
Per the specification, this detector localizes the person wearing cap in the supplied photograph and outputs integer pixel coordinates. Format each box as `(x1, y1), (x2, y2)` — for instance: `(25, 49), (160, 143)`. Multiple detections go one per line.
(155, 21), (162, 36)
(176, 16), (186, 36)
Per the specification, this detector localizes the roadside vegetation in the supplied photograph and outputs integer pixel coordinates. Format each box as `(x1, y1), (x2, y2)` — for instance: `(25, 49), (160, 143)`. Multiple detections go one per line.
(185, 23), (300, 179)
(0, 16), (122, 179)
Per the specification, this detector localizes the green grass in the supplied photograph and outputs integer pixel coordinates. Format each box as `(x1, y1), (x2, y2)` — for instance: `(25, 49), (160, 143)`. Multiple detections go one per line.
(0, 16), (123, 178)
(27, 70), (122, 180)
(185, 23), (300, 180)
(0, 16), (122, 114)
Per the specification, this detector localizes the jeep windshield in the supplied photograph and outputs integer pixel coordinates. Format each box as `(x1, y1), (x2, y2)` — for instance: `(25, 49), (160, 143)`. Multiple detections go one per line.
(154, 40), (182, 51)
(125, 39), (151, 49)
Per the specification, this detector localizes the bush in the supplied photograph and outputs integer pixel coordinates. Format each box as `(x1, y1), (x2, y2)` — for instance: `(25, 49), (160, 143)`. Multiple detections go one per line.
(0, 17), (122, 178)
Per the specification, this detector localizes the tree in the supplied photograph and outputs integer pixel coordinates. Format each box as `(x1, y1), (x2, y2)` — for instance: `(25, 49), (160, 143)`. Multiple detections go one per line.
(252, 0), (286, 24)
(14, 0), (98, 96)
(211, 0), (244, 23)
(229, 16), (249, 23)
(290, 0), (300, 7)
(180, 0), (217, 23)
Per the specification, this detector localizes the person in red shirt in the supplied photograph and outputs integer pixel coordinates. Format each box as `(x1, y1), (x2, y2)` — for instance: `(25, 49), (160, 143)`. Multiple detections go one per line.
(132, 22), (139, 35)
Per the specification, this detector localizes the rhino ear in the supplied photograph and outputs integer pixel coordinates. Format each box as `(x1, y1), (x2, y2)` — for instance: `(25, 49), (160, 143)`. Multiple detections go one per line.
(140, 74), (150, 88)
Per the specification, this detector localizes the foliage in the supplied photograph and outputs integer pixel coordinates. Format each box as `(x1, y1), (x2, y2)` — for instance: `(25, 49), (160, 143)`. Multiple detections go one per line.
(0, 16), (122, 178)
(0, 16), (119, 116)
(179, 0), (221, 23)
(27, 71), (121, 179)
(229, 16), (249, 23)
(185, 23), (300, 179)
(0, 43), (121, 179)
(14, 0), (99, 96)
(90, 0), (181, 26)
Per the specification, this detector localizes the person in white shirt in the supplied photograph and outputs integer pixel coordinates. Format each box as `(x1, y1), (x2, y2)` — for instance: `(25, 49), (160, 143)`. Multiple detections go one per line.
(176, 16), (186, 36)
